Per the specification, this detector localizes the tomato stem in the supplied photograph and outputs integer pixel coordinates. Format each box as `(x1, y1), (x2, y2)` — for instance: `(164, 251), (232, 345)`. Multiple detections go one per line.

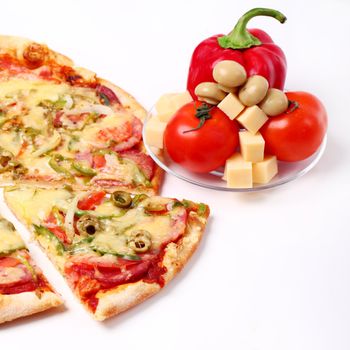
(287, 100), (299, 114)
(183, 103), (213, 134)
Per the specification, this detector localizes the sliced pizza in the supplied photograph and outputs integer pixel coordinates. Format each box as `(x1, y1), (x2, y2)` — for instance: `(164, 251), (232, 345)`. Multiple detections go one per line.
(4, 186), (209, 320)
(0, 215), (62, 324)
(0, 35), (162, 195)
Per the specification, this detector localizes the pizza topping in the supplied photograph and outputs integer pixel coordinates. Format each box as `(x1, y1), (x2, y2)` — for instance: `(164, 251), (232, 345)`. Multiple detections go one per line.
(77, 191), (106, 210)
(96, 84), (120, 106)
(22, 43), (48, 68)
(127, 230), (152, 253)
(31, 130), (61, 157)
(0, 219), (25, 255)
(33, 225), (65, 256)
(111, 191), (132, 208)
(76, 214), (102, 236)
(0, 266), (31, 286)
(72, 161), (97, 177)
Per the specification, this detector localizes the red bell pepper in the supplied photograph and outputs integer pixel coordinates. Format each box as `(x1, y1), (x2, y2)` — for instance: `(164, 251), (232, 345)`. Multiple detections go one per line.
(187, 8), (287, 99)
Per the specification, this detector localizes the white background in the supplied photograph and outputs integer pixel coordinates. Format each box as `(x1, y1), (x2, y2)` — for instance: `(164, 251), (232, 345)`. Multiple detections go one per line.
(1, 0), (350, 349)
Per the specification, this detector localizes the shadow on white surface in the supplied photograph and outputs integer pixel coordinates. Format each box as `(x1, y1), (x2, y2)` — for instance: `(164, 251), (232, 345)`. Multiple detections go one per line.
(102, 216), (214, 328)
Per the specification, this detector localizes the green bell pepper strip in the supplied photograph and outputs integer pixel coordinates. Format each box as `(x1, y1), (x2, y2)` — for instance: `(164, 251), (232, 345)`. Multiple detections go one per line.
(33, 224), (65, 256)
(14, 252), (38, 282)
(71, 162), (97, 177)
(48, 154), (74, 180)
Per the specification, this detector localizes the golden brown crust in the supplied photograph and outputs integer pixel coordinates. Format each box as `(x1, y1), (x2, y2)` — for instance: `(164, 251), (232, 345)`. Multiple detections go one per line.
(0, 290), (62, 324)
(93, 210), (209, 320)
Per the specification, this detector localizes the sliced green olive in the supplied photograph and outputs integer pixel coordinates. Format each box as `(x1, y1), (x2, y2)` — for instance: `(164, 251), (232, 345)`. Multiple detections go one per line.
(111, 191), (132, 208)
(76, 214), (101, 236)
(127, 230), (152, 253)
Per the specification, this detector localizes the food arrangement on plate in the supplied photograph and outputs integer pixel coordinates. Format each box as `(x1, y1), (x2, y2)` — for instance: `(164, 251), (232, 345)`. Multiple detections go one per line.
(145, 8), (328, 189)
(0, 35), (208, 322)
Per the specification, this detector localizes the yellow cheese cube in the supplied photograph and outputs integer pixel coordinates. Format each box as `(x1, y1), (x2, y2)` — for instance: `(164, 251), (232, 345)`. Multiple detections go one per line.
(224, 153), (252, 188)
(239, 131), (265, 163)
(252, 155), (278, 184)
(156, 92), (192, 122)
(217, 93), (245, 120)
(236, 105), (268, 134)
(145, 117), (167, 149)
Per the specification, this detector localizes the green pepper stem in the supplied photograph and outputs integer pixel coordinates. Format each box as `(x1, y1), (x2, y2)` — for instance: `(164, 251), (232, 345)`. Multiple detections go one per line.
(218, 8), (287, 50)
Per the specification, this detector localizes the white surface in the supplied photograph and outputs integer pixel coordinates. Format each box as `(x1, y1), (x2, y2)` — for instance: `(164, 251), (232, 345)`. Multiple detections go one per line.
(1, 0), (350, 349)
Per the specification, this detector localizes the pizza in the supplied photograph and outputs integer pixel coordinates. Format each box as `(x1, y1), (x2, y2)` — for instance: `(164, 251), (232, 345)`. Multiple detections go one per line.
(0, 215), (62, 324)
(0, 35), (162, 195)
(4, 186), (209, 320)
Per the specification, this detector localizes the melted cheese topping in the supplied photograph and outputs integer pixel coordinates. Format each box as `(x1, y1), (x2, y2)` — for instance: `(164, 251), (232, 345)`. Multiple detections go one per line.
(5, 187), (72, 224)
(0, 219), (25, 253)
(5, 188), (185, 258)
(0, 266), (26, 284)
(0, 78), (147, 187)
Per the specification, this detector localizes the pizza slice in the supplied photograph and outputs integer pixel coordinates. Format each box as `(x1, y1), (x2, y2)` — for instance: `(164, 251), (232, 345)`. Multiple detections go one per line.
(4, 186), (209, 320)
(0, 35), (162, 195)
(0, 215), (62, 324)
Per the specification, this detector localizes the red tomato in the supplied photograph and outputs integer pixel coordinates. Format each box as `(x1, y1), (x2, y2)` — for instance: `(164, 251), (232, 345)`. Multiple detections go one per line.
(77, 191), (106, 210)
(260, 91), (327, 162)
(164, 101), (239, 173)
(44, 212), (69, 243)
(92, 154), (106, 168)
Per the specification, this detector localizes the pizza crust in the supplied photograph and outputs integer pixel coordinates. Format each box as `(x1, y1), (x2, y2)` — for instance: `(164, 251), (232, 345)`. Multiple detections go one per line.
(0, 290), (62, 324)
(93, 211), (208, 320)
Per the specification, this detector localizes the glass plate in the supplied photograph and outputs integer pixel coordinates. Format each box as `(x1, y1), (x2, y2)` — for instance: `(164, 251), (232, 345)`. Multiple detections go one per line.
(142, 107), (327, 192)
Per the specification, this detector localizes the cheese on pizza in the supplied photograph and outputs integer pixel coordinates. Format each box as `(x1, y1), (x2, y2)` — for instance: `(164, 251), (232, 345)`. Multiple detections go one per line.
(4, 187), (209, 320)
(0, 37), (161, 195)
(0, 215), (62, 324)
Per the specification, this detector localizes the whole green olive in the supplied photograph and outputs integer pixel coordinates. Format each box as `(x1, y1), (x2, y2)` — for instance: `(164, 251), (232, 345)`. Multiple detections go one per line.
(259, 88), (288, 116)
(76, 214), (101, 236)
(238, 75), (269, 106)
(213, 60), (247, 88)
(111, 191), (132, 208)
(127, 230), (152, 253)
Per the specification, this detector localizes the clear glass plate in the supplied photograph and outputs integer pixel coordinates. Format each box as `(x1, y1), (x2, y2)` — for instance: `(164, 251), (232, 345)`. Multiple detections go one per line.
(142, 107), (327, 192)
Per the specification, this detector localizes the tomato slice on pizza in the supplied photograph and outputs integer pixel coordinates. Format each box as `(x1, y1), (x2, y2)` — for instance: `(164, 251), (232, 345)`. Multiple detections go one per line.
(4, 187), (209, 320)
(0, 35), (162, 195)
(0, 215), (62, 324)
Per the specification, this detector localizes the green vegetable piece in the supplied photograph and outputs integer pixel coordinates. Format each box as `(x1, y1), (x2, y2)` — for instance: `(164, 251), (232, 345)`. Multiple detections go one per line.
(111, 191), (132, 208)
(72, 161), (97, 177)
(49, 154), (74, 180)
(33, 224), (65, 256)
(131, 194), (149, 208)
(14, 253), (37, 282)
(197, 203), (207, 216)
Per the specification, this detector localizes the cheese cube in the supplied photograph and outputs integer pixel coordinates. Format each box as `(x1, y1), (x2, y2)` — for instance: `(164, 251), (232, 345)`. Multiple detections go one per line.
(224, 153), (252, 188)
(145, 117), (167, 149)
(252, 155), (278, 184)
(236, 105), (268, 134)
(217, 93), (245, 120)
(156, 92), (192, 122)
(239, 131), (265, 163)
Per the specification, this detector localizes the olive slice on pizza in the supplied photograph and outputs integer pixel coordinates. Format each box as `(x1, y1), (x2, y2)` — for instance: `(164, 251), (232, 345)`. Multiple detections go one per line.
(4, 187), (209, 320)
(0, 215), (62, 324)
